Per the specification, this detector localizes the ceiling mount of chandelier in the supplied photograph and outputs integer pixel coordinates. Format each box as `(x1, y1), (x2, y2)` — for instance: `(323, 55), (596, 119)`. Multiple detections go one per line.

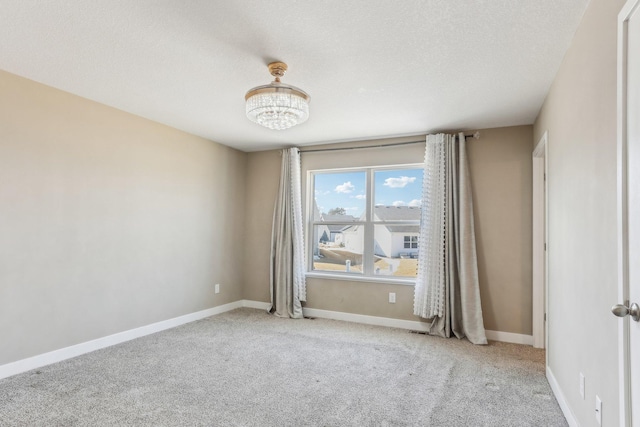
(245, 62), (310, 130)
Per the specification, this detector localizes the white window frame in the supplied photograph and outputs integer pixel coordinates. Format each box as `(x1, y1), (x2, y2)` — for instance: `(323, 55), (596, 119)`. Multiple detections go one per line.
(306, 163), (423, 284)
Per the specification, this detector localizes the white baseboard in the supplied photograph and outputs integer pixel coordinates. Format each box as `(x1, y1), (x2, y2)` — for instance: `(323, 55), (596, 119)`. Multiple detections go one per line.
(241, 300), (271, 310)
(547, 366), (579, 426)
(302, 307), (431, 332)
(0, 300), (244, 380)
(301, 307), (534, 345)
(485, 330), (534, 346)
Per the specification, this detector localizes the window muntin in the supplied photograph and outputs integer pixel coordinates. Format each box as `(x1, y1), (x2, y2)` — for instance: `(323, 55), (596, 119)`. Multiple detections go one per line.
(309, 166), (423, 280)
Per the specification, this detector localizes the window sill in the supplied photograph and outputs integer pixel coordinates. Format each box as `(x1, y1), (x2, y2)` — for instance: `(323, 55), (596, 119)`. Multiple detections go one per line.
(305, 271), (415, 286)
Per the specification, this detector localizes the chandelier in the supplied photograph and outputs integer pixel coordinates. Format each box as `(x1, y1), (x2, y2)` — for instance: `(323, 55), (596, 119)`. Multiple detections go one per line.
(245, 62), (310, 130)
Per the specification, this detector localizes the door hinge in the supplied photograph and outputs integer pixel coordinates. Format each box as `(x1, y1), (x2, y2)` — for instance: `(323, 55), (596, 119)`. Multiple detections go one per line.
(544, 243), (547, 251)
(544, 313), (547, 321)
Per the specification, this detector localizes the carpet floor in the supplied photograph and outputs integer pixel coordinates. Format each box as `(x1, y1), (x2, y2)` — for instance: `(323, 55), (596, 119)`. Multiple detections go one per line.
(0, 308), (567, 426)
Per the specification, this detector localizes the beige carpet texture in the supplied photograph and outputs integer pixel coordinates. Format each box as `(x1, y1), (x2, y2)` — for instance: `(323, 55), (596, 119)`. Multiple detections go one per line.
(0, 308), (566, 426)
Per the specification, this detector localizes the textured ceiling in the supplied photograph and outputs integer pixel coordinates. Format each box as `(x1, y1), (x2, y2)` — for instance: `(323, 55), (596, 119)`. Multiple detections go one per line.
(0, 1), (590, 152)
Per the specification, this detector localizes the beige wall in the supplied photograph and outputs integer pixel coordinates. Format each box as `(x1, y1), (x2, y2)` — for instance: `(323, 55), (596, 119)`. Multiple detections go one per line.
(244, 126), (533, 335)
(469, 126), (533, 334)
(244, 150), (281, 303)
(533, 0), (624, 424)
(0, 70), (247, 365)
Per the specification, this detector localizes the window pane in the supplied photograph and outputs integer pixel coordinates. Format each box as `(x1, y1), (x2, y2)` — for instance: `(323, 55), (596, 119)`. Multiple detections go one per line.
(374, 225), (419, 278)
(312, 224), (363, 274)
(374, 168), (423, 209)
(313, 171), (366, 221)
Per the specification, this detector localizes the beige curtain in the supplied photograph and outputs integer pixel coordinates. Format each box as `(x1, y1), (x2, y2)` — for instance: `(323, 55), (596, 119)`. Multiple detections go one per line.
(414, 133), (487, 345)
(270, 148), (306, 318)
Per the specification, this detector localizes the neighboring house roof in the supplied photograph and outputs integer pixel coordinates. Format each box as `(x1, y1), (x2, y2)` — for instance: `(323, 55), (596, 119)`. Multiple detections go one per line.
(342, 225), (359, 233)
(327, 224), (350, 232)
(319, 213), (358, 234)
(321, 214), (357, 222)
(386, 225), (419, 233)
(341, 206), (421, 235)
(373, 206), (421, 221)
(342, 224), (418, 234)
(376, 206), (420, 234)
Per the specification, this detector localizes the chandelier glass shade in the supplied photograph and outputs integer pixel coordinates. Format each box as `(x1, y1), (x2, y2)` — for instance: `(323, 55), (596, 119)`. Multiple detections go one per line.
(245, 62), (310, 130)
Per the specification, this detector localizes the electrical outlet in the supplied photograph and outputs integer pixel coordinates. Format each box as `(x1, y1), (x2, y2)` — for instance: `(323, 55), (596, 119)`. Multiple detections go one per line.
(580, 373), (585, 399)
(215, 284), (220, 294)
(595, 395), (602, 425)
(389, 292), (396, 303)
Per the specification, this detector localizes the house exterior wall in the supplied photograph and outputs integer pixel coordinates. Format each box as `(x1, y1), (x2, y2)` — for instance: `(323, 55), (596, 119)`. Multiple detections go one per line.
(343, 227), (364, 255)
(391, 233), (419, 258)
(373, 225), (392, 257)
(374, 230), (419, 258)
(333, 233), (344, 245)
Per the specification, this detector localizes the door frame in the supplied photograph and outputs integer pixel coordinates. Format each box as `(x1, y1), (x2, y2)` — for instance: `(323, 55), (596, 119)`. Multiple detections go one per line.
(532, 132), (548, 351)
(617, 0), (639, 424)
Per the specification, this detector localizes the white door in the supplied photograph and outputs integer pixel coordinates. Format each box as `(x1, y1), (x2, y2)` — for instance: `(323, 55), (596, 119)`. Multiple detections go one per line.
(617, 1), (640, 425)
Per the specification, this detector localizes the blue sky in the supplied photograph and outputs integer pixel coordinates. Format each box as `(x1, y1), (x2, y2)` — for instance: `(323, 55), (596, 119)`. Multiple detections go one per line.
(314, 168), (424, 217)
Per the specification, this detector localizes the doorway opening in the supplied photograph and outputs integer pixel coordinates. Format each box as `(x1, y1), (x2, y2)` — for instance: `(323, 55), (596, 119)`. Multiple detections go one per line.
(533, 132), (548, 352)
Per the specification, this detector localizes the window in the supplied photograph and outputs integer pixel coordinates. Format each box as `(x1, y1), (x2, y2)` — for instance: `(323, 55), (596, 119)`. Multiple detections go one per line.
(309, 165), (423, 280)
(404, 235), (418, 249)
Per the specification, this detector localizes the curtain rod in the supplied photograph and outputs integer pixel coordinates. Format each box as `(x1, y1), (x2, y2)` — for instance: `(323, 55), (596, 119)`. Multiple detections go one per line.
(299, 132), (480, 154)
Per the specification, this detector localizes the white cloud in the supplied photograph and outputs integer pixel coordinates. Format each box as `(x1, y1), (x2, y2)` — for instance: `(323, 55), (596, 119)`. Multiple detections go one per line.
(392, 200), (406, 206)
(335, 181), (355, 193)
(345, 207), (359, 211)
(408, 199), (421, 207)
(353, 194), (366, 200)
(384, 176), (416, 188)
